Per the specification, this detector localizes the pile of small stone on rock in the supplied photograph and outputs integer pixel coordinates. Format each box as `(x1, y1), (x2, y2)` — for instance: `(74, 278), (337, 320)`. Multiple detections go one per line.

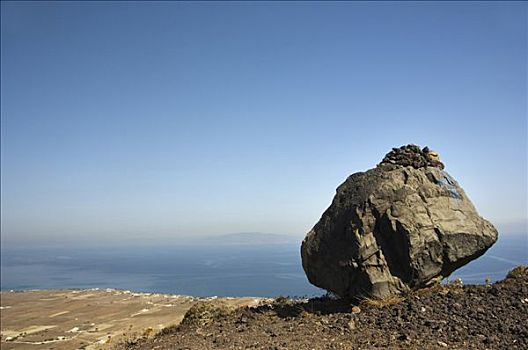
(379, 144), (445, 169)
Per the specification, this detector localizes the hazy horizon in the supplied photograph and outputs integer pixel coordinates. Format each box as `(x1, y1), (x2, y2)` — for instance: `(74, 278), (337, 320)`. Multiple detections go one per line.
(2, 225), (527, 248)
(1, 2), (527, 245)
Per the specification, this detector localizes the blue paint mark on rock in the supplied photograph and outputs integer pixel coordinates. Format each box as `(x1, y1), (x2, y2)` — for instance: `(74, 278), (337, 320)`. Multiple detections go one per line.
(438, 171), (461, 199)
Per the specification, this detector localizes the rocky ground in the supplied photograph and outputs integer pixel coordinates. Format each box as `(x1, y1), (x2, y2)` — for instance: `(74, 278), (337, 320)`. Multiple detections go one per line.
(126, 266), (528, 350)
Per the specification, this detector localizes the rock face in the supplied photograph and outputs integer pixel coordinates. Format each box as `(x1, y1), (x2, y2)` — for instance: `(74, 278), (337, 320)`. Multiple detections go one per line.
(301, 145), (498, 299)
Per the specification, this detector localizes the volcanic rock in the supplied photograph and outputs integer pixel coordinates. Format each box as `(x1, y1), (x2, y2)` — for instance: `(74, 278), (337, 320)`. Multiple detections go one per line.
(301, 144), (498, 299)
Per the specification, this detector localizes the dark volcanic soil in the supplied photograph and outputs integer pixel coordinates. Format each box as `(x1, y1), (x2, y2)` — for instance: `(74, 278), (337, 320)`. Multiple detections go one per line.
(125, 267), (528, 350)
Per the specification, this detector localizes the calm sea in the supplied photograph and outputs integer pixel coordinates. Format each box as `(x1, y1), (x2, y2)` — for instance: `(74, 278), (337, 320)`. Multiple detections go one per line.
(1, 233), (526, 297)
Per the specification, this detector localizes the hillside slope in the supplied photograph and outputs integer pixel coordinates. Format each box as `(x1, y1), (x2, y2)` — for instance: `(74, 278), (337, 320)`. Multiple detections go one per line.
(127, 267), (528, 350)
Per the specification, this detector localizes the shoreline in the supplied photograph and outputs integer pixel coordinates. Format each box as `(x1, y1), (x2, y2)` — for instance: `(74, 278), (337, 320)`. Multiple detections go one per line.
(0, 288), (269, 350)
(0, 287), (265, 300)
(2, 266), (527, 350)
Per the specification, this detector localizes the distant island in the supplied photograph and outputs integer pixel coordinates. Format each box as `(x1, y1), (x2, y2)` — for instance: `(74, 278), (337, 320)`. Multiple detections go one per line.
(204, 232), (301, 245)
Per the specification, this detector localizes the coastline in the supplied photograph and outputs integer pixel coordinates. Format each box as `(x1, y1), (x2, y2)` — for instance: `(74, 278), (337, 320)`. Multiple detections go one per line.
(0, 288), (268, 350)
(2, 266), (527, 350)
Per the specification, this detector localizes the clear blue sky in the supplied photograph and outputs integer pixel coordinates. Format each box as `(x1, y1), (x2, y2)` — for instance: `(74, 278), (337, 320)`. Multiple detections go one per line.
(1, 2), (526, 244)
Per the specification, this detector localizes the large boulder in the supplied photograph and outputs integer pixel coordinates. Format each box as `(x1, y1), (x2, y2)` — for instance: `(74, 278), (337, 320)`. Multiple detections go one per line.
(301, 145), (498, 299)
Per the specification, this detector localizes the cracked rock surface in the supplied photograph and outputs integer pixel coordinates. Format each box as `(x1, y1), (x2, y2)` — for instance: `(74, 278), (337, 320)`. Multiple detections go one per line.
(301, 145), (498, 299)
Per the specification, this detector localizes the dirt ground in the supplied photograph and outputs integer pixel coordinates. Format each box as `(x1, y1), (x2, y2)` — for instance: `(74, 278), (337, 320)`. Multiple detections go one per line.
(126, 267), (528, 350)
(0, 288), (266, 350)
